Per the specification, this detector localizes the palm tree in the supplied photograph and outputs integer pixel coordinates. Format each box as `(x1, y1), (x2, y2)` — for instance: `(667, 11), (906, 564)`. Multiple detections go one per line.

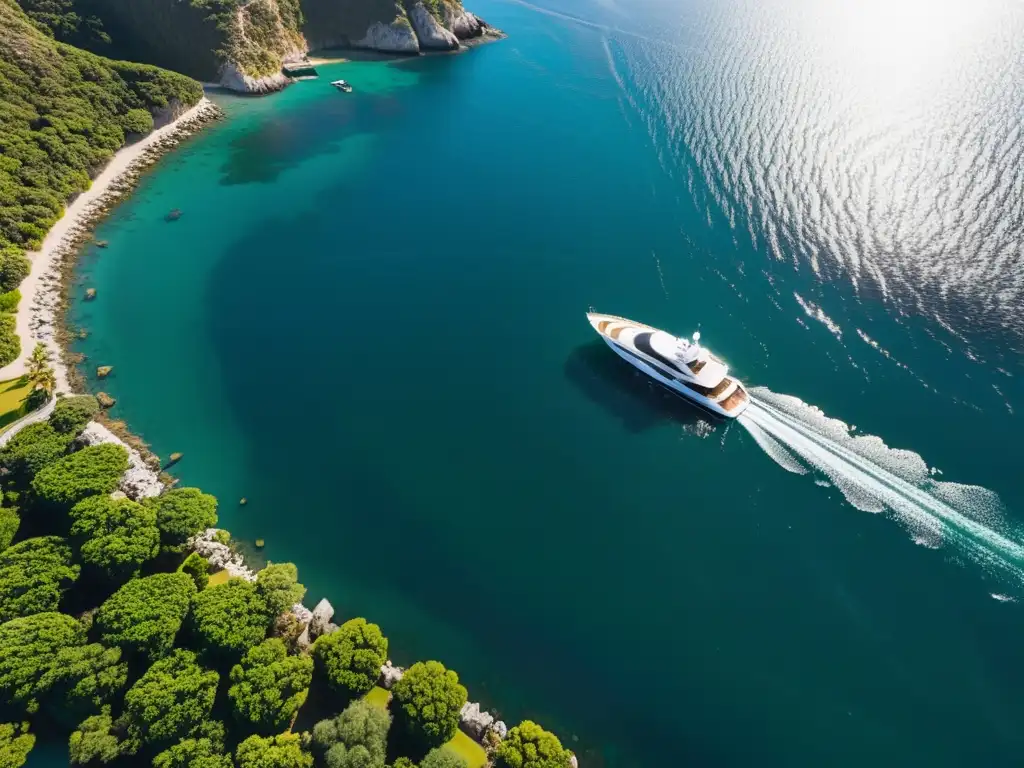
(26, 342), (55, 397)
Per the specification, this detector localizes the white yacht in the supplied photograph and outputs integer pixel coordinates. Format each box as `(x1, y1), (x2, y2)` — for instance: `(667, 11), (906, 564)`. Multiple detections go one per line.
(587, 312), (749, 418)
(331, 79), (353, 93)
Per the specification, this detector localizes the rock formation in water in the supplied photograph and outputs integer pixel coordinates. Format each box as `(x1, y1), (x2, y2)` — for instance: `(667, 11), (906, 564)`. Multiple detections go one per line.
(19, 0), (501, 94)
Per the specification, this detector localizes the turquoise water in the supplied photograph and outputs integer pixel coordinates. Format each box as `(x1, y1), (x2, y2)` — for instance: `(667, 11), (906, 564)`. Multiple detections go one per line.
(60, 0), (1024, 764)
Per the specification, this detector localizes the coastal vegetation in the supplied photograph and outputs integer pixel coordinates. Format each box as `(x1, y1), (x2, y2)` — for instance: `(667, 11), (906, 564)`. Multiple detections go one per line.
(0, 395), (574, 767)
(0, 0), (203, 364)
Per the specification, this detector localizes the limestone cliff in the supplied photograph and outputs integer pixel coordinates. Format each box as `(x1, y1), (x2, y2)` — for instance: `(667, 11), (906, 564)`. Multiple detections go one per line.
(28, 0), (498, 93)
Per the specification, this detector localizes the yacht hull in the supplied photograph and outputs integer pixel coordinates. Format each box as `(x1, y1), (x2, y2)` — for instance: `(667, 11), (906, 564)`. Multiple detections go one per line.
(588, 313), (749, 418)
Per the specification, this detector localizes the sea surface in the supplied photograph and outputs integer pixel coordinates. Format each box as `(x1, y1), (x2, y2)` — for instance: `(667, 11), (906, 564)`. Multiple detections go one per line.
(52, 0), (1024, 764)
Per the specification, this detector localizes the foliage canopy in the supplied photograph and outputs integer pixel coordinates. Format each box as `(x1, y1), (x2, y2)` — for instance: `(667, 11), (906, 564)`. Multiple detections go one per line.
(0, 536), (79, 622)
(30, 443), (128, 508)
(494, 721), (574, 768)
(312, 618), (388, 697)
(95, 571), (196, 662)
(69, 494), (160, 581)
(391, 661), (467, 748)
(228, 638), (313, 733)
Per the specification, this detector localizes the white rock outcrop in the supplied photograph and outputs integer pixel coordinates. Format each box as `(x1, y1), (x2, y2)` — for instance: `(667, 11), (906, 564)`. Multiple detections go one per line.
(219, 62), (292, 94)
(292, 602), (313, 624)
(187, 528), (256, 581)
(440, 3), (484, 38)
(77, 421), (163, 500)
(380, 660), (405, 689)
(491, 720), (508, 740)
(309, 598), (336, 639)
(408, 2), (460, 50)
(569, 755), (578, 768)
(459, 701), (494, 741)
(354, 19), (420, 54)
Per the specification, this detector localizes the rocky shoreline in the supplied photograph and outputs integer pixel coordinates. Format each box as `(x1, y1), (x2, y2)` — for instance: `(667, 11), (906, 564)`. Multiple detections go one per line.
(185, 528), (548, 759)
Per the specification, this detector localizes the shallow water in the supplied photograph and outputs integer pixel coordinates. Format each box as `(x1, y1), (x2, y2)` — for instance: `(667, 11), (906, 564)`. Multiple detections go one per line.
(55, 0), (1024, 764)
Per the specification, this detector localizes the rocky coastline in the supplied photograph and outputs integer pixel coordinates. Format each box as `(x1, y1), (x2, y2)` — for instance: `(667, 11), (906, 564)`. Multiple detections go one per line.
(184, 528), (550, 759)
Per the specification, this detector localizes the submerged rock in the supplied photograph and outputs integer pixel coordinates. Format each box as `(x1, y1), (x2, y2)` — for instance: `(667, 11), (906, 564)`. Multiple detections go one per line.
(96, 365), (112, 378)
(96, 392), (115, 409)
(85, 288), (97, 300)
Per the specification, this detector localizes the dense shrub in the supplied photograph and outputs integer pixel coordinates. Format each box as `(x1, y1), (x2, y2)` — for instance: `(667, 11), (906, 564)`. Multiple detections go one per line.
(255, 562), (305, 618)
(228, 638), (312, 733)
(68, 706), (124, 765)
(31, 443), (128, 508)
(0, 508), (18, 553)
(0, 289), (20, 313)
(95, 572), (196, 661)
(421, 748), (469, 768)
(391, 661), (467, 749)
(153, 734), (233, 768)
(0, 422), (73, 481)
(312, 618), (388, 697)
(69, 494), (159, 581)
(122, 649), (218, 748)
(144, 487), (217, 553)
(312, 698), (390, 768)
(0, 721), (35, 767)
(0, 611), (84, 713)
(49, 395), (99, 434)
(0, 315), (19, 368)
(0, 537), (80, 621)
(121, 107), (154, 135)
(40, 642), (127, 722)
(189, 578), (270, 659)
(0, 252), (29, 294)
(235, 732), (312, 768)
(178, 552), (209, 591)
(494, 721), (574, 768)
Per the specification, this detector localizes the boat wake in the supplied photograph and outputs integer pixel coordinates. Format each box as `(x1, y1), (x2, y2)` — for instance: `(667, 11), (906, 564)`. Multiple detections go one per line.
(738, 387), (1024, 586)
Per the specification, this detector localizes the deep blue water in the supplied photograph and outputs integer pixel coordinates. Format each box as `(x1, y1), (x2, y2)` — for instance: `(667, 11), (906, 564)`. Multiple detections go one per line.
(54, 0), (1024, 764)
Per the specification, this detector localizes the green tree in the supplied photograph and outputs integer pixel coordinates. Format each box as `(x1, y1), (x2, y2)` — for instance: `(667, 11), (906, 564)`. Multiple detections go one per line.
(389, 759), (416, 768)
(68, 706), (124, 765)
(493, 721), (573, 768)
(69, 494), (159, 581)
(312, 618), (388, 697)
(255, 562), (305, 618)
(25, 343), (55, 398)
(122, 649), (218, 748)
(0, 536), (80, 621)
(228, 638), (312, 733)
(421, 748), (468, 768)
(153, 722), (232, 768)
(95, 571), (196, 661)
(235, 732), (312, 768)
(312, 698), (391, 768)
(0, 722), (34, 768)
(0, 316), (19, 371)
(0, 611), (84, 713)
(0, 252), (29, 294)
(189, 578), (270, 659)
(144, 488), (218, 553)
(0, 508), (19, 553)
(178, 552), (209, 591)
(391, 661), (467, 749)
(30, 443), (128, 508)
(49, 395), (99, 434)
(121, 107), (154, 135)
(0, 422), (73, 482)
(40, 642), (127, 721)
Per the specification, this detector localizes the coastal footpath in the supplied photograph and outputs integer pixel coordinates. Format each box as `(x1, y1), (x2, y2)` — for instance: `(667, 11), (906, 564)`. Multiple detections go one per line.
(0, 1), (581, 766)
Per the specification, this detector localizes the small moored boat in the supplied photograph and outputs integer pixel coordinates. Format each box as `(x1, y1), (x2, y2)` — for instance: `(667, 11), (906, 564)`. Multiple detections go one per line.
(587, 312), (749, 418)
(331, 79), (353, 93)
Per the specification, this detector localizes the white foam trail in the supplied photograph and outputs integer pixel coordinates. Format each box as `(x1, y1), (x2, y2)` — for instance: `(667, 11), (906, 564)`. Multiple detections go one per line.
(738, 388), (1024, 584)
